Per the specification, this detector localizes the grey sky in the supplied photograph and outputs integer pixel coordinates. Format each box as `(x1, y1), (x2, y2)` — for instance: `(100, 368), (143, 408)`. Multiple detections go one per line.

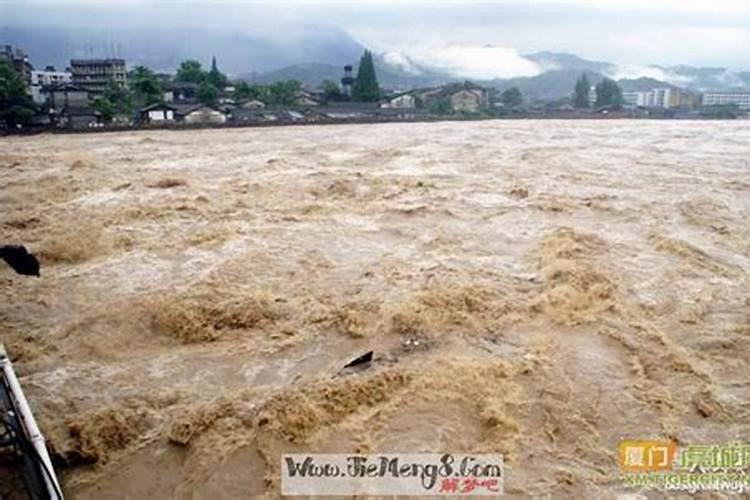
(2, 0), (750, 73)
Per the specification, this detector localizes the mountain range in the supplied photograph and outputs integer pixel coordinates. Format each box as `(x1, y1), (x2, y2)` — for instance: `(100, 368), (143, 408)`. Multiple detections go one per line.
(3, 25), (749, 99)
(253, 51), (750, 99)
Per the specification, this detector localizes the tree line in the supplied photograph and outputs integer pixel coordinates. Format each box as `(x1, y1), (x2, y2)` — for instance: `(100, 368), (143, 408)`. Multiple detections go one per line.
(1, 50), (387, 126)
(1, 51), (638, 128)
(573, 73), (624, 109)
(0, 59), (37, 126)
(94, 49), (385, 122)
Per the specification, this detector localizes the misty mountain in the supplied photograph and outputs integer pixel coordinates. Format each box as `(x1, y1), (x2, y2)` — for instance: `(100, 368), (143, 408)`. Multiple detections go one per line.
(616, 77), (680, 92)
(523, 51), (614, 74)
(653, 65), (750, 91)
(248, 63), (342, 86)
(0, 25), (364, 75)
(253, 51), (750, 99)
(487, 69), (603, 101)
(471, 53), (749, 97)
(3, 23), (749, 98)
(248, 54), (451, 90)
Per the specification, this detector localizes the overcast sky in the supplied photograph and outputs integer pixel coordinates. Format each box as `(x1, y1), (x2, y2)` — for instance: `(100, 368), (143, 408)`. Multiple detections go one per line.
(2, 0), (750, 74)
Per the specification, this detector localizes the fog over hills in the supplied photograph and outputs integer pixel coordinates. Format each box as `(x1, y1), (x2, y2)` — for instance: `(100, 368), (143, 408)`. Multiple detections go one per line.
(3, 24), (749, 99)
(0, 25), (364, 75)
(254, 50), (750, 98)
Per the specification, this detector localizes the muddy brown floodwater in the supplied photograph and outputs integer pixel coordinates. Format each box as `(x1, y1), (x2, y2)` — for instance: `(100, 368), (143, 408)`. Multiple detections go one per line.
(1, 120), (749, 498)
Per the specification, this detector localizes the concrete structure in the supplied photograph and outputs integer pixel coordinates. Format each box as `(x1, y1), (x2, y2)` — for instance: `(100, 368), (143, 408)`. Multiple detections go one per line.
(30, 66), (72, 104)
(381, 93), (416, 109)
(139, 103), (176, 124)
(419, 82), (489, 114)
(450, 89), (485, 113)
(295, 88), (321, 106)
(702, 91), (750, 110)
(175, 104), (227, 124)
(622, 91), (649, 108)
(0, 45), (33, 87)
(341, 65), (354, 98)
(70, 58), (126, 95)
(652, 88), (674, 108)
(47, 83), (89, 112)
(623, 88), (696, 109)
(58, 106), (101, 129)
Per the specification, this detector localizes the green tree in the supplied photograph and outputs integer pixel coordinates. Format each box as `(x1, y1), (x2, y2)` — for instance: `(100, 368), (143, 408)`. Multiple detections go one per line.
(234, 81), (267, 101)
(321, 80), (342, 101)
(91, 96), (114, 123)
(197, 81), (218, 105)
(500, 87), (523, 107)
(352, 50), (380, 102)
(700, 104), (738, 119)
(89, 79), (131, 124)
(176, 60), (205, 83)
(103, 79), (132, 115)
(595, 78), (624, 109)
(267, 80), (301, 106)
(427, 97), (452, 115)
(130, 66), (163, 105)
(234, 81), (251, 99)
(207, 56), (228, 89)
(573, 73), (590, 108)
(0, 59), (36, 126)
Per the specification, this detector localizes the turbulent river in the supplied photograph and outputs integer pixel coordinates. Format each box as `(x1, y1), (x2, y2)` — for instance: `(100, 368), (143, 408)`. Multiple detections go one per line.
(1, 120), (749, 498)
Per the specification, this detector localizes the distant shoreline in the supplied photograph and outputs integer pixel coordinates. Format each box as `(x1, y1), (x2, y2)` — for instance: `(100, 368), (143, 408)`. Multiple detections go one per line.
(1, 113), (745, 137)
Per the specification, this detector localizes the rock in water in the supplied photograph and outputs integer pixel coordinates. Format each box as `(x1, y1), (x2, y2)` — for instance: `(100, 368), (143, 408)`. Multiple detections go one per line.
(0, 245), (40, 276)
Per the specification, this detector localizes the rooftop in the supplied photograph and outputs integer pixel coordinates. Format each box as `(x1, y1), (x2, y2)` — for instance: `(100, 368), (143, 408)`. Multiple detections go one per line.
(44, 83), (88, 92)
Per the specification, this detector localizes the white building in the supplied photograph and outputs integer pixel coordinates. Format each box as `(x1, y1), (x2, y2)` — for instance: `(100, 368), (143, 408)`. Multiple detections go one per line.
(622, 88), (688, 109)
(30, 66), (72, 104)
(381, 93), (416, 109)
(179, 105), (227, 124)
(139, 103), (175, 124)
(702, 91), (750, 110)
(622, 91), (649, 108)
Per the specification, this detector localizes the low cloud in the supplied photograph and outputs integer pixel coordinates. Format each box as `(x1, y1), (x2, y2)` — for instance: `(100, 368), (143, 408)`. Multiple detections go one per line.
(396, 44), (541, 80)
(609, 65), (673, 82)
(381, 51), (422, 75)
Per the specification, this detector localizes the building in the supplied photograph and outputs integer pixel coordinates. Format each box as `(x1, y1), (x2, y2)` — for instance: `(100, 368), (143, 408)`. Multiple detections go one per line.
(381, 93), (416, 109)
(46, 83), (89, 112)
(174, 104), (227, 124)
(1, 45), (33, 86)
(622, 91), (648, 108)
(70, 58), (126, 95)
(230, 107), (264, 123)
(166, 81), (200, 103)
(419, 82), (489, 114)
(295, 88), (322, 107)
(588, 85), (597, 107)
(138, 103), (176, 124)
(450, 89), (485, 113)
(58, 106), (102, 129)
(154, 73), (175, 102)
(241, 99), (266, 109)
(702, 91), (750, 110)
(44, 83), (94, 127)
(341, 65), (354, 98)
(622, 88), (696, 110)
(30, 66), (72, 104)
